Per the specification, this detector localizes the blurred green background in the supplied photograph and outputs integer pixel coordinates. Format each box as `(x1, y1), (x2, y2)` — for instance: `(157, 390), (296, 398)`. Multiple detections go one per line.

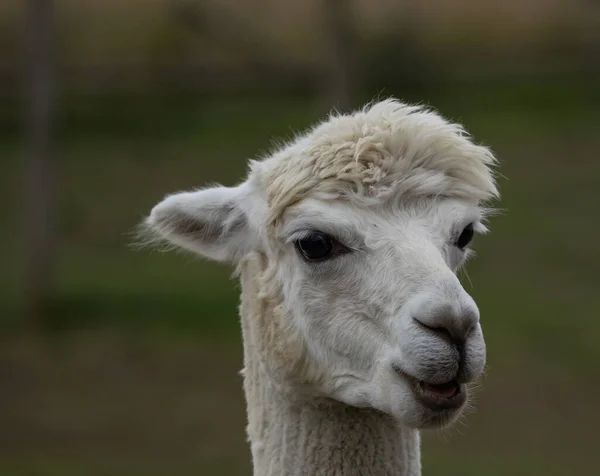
(1, 0), (599, 475)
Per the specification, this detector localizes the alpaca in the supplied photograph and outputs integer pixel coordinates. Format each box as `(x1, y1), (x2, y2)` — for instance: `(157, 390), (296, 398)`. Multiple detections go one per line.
(143, 99), (498, 476)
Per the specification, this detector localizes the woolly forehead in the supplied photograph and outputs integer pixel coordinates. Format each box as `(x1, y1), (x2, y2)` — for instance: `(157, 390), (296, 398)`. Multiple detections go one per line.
(248, 100), (498, 229)
(278, 196), (488, 244)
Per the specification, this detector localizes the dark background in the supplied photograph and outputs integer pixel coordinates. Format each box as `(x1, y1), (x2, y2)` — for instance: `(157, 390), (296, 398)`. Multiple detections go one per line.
(2, 0), (599, 474)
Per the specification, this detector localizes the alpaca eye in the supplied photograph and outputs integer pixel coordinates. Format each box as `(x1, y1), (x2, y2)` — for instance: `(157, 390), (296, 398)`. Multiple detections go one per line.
(455, 223), (474, 250)
(295, 232), (338, 262)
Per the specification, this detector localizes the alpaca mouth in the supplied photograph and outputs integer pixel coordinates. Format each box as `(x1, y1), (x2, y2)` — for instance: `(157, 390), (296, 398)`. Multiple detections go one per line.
(393, 365), (467, 411)
(415, 379), (465, 410)
(420, 380), (460, 398)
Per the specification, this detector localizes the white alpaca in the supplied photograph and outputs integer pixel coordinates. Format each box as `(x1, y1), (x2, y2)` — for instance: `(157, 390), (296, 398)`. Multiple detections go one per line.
(144, 99), (498, 476)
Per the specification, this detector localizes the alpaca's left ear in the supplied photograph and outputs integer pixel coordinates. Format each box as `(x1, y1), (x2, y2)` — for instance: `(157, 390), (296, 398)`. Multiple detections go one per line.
(144, 181), (260, 263)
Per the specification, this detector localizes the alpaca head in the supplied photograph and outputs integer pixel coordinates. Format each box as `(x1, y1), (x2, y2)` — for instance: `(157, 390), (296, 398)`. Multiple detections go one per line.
(144, 99), (498, 429)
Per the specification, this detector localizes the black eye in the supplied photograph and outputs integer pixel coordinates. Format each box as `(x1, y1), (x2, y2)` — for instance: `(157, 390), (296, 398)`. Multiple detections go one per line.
(295, 232), (339, 262)
(455, 223), (474, 249)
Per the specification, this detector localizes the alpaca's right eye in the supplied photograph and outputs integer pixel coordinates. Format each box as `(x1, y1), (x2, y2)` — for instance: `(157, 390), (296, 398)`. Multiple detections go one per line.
(455, 223), (475, 250)
(295, 231), (348, 262)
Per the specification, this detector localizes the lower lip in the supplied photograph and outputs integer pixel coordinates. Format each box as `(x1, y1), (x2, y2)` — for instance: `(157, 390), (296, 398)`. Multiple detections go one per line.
(412, 380), (467, 411)
(394, 366), (467, 411)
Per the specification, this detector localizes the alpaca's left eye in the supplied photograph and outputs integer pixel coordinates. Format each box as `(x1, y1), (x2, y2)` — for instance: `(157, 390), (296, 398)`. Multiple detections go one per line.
(455, 223), (474, 250)
(295, 232), (349, 262)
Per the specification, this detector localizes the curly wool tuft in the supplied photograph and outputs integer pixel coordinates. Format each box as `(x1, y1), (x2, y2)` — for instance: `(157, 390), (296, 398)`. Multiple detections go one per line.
(246, 99), (498, 228)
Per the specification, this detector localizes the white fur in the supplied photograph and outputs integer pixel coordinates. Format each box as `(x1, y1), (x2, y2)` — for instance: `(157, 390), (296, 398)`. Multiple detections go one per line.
(143, 99), (499, 475)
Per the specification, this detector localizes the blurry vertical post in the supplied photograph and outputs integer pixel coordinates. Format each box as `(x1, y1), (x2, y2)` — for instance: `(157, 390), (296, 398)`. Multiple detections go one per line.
(321, 0), (356, 112)
(24, 0), (56, 327)
(583, 0), (600, 72)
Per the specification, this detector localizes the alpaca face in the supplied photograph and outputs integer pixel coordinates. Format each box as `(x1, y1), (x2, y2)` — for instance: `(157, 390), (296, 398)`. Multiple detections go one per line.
(144, 99), (497, 429)
(273, 194), (487, 428)
(146, 179), (488, 429)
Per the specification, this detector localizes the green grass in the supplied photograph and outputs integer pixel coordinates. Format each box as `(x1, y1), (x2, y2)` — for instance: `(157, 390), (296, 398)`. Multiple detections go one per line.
(1, 76), (599, 474)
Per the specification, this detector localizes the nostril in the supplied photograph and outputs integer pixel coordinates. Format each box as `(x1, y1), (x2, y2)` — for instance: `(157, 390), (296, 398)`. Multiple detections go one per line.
(413, 318), (453, 341)
(410, 297), (479, 341)
(413, 317), (471, 347)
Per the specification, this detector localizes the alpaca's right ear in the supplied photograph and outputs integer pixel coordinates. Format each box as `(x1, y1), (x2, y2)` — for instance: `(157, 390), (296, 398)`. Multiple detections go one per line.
(144, 182), (259, 263)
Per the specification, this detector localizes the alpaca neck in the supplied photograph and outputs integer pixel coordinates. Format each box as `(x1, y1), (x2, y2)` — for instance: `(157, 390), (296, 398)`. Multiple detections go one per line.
(238, 254), (421, 476)
(242, 357), (421, 476)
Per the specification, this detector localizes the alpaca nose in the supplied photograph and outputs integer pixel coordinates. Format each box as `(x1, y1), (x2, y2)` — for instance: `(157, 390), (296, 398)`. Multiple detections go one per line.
(411, 292), (480, 342)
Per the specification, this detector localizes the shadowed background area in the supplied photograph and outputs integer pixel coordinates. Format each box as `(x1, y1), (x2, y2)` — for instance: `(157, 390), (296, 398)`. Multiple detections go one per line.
(1, 0), (599, 474)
